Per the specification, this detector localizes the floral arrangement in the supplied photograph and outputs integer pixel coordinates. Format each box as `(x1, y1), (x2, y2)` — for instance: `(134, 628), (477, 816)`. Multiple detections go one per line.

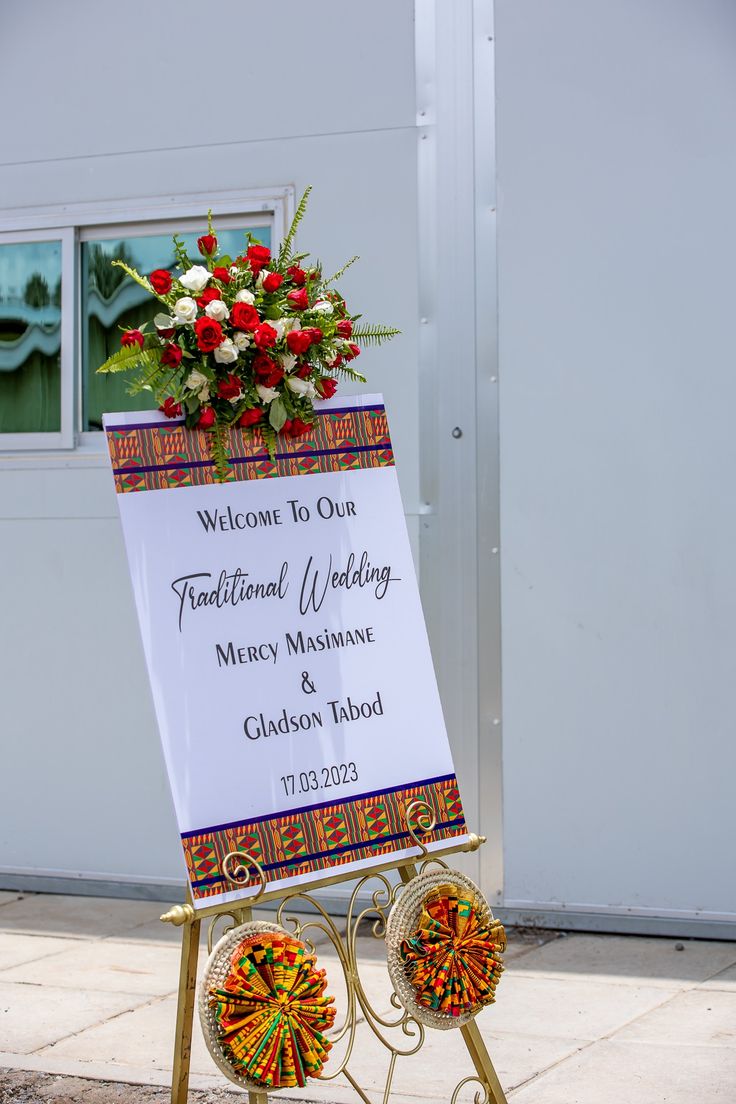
(97, 187), (399, 474)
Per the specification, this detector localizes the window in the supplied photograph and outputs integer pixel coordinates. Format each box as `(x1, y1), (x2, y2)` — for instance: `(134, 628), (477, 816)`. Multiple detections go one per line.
(0, 189), (289, 452)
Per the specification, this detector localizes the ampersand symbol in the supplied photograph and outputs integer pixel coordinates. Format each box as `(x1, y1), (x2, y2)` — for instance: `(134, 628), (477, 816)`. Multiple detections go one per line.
(301, 671), (316, 695)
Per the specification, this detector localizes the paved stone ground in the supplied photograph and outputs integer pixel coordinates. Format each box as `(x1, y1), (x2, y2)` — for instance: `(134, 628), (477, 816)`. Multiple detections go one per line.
(0, 890), (735, 1102)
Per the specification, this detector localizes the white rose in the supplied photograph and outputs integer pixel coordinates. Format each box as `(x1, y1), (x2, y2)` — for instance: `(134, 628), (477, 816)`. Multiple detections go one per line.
(154, 312), (176, 331)
(185, 369), (210, 402)
(279, 352), (297, 374)
(325, 342), (342, 366)
(312, 299), (333, 314)
(178, 265), (211, 293)
(229, 265), (239, 277)
(232, 331), (251, 351)
(272, 317), (297, 341)
(213, 338), (239, 365)
(256, 384), (280, 404)
(205, 299), (230, 322)
(235, 288), (255, 305)
(287, 376), (317, 399)
(173, 297), (198, 324)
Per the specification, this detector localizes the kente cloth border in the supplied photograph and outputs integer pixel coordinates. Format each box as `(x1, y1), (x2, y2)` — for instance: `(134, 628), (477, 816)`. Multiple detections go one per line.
(104, 404), (392, 493)
(182, 773), (466, 902)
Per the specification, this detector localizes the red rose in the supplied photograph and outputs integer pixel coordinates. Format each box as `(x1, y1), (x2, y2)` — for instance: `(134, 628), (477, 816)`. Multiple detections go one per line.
(238, 407), (264, 427)
(295, 362), (312, 379)
(194, 316), (224, 352)
(213, 266), (232, 284)
(121, 329), (144, 348)
(286, 329), (312, 355)
(252, 354), (284, 387)
(254, 322), (278, 349)
(197, 234), (217, 256)
(247, 244), (271, 268)
(345, 342), (361, 360)
(283, 417), (309, 438)
(286, 287), (309, 311)
(287, 264), (306, 286)
(336, 319), (353, 337)
(161, 343), (183, 367)
(196, 286), (221, 309)
(262, 271), (283, 293)
(302, 326), (323, 345)
(217, 374), (242, 400)
(149, 269), (172, 295)
(318, 377), (338, 399)
(231, 302), (260, 331)
(198, 406), (216, 428)
(331, 354), (344, 368)
(159, 396), (182, 418)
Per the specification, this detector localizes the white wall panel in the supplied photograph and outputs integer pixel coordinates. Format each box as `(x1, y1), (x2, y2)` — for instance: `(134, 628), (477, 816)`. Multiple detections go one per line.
(496, 0), (736, 921)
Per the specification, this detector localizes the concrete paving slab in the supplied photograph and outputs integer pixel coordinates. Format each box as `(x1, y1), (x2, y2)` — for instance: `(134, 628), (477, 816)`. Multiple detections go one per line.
(0, 936), (79, 973)
(613, 988), (736, 1048)
(0, 940), (181, 998)
(478, 973), (675, 1042)
(511, 933), (736, 988)
(0, 981), (151, 1055)
(701, 963), (736, 992)
(0, 894), (24, 909)
(508, 1039), (736, 1102)
(0, 897), (166, 941)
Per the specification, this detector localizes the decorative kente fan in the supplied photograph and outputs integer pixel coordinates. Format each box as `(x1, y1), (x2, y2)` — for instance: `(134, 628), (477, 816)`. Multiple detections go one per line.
(199, 921), (336, 1090)
(385, 870), (506, 1030)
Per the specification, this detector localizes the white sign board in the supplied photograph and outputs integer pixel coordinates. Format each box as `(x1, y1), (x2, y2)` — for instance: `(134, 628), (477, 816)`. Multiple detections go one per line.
(105, 395), (467, 908)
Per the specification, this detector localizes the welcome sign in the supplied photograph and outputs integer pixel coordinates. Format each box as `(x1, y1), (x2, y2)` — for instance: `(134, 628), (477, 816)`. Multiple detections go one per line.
(104, 395), (467, 908)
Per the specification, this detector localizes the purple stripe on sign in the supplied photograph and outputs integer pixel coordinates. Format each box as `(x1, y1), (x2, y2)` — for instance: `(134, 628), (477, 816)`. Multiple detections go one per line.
(103, 404), (386, 434)
(111, 441), (391, 477)
(180, 772), (459, 841)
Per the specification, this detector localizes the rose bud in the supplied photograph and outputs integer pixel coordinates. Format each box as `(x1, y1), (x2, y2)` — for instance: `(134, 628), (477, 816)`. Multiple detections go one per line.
(121, 329), (144, 348)
(230, 302), (260, 331)
(345, 342), (361, 360)
(194, 316), (224, 352)
(198, 406), (216, 428)
(247, 243), (271, 265)
(159, 396), (182, 418)
(287, 264), (306, 286)
(197, 234), (217, 256)
(149, 269), (173, 295)
(212, 266), (232, 284)
(296, 362), (312, 379)
(196, 286), (222, 309)
(318, 377), (338, 399)
(262, 271), (284, 293)
(253, 322), (278, 349)
(161, 343), (183, 367)
(303, 326), (323, 345)
(286, 287), (309, 311)
(284, 417), (309, 438)
(217, 374), (242, 400)
(286, 329), (312, 355)
(336, 319), (353, 337)
(252, 354), (284, 387)
(238, 407), (265, 427)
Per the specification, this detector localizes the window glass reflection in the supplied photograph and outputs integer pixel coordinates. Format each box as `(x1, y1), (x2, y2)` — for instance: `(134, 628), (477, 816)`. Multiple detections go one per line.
(82, 226), (271, 430)
(0, 240), (62, 433)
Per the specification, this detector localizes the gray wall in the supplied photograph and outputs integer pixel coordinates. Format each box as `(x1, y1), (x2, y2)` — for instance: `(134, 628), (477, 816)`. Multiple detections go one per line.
(497, 0), (736, 924)
(0, 0), (432, 891)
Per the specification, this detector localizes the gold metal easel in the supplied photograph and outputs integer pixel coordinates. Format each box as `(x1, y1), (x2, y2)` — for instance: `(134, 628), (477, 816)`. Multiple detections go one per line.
(161, 802), (508, 1104)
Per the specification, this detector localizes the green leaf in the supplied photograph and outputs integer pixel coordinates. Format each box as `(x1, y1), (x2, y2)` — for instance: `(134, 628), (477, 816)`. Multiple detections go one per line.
(96, 337), (162, 375)
(269, 397), (287, 433)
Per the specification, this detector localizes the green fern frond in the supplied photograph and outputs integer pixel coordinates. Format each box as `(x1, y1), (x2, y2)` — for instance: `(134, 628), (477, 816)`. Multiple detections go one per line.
(96, 338), (163, 375)
(350, 323), (401, 348)
(260, 422), (278, 462)
(110, 260), (156, 297)
(278, 186), (313, 266)
(207, 209), (214, 238)
(210, 420), (231, 483)
(323, 255), (359, 286)
(332, 364), (367, 383)
(172, 234), (193, 272)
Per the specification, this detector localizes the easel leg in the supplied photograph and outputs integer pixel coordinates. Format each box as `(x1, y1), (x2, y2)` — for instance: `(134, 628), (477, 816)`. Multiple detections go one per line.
(460, 1019), (508, 1104)
(171, 914), (201, 1104)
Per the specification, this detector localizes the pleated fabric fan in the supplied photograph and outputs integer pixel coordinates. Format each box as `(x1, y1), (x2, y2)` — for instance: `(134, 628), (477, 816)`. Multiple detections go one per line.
(199, 920), (336, 1090)
(385, 870), (506, 1029)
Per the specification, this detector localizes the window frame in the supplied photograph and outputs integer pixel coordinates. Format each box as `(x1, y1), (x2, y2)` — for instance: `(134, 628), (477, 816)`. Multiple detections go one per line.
(0, 187), (293, 456)
(0, 226), (75, 450)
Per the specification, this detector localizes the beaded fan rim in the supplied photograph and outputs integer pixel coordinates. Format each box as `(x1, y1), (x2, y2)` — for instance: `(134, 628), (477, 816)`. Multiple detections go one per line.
(385, 868), (500, 1031)
(198, 919), (306, 1091)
